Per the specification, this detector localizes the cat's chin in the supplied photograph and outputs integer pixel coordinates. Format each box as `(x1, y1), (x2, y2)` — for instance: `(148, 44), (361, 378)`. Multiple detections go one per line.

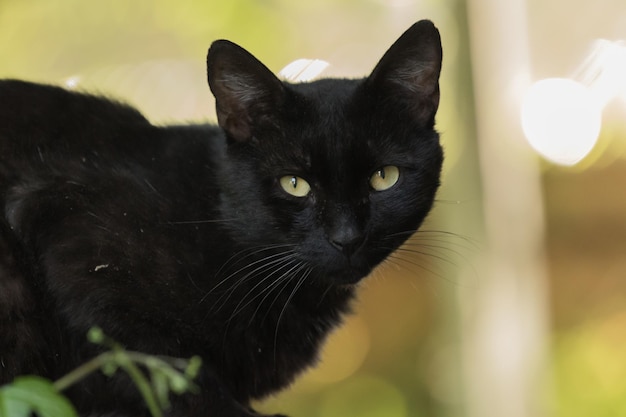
(325, 267), (371, 286)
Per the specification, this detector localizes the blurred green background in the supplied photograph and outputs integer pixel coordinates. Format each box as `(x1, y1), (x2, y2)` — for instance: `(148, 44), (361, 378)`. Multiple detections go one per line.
(2, 0), (626, 416)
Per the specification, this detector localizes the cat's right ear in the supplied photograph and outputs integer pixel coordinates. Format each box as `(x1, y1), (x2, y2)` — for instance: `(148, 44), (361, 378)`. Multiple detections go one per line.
(207, 41), (286, 142)
(365, 20), (442, 127)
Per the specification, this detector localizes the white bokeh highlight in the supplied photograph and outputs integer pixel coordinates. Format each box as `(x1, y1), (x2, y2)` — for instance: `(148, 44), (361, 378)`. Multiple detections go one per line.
(521, 39), (626, 166)
(521, 78), (602, 166)
(279, 59), (329, 82)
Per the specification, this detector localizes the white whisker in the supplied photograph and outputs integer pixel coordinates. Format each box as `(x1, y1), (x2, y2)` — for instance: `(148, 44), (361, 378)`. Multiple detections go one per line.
(165, 218), (239, 225)
(249, 262), (308, 326)
(385, 252), (444, 279)
(229, 257), (301, 320)
(210, 250), (296, 314)
(199, 244), (293, 304)
(273, 268), (312, 359)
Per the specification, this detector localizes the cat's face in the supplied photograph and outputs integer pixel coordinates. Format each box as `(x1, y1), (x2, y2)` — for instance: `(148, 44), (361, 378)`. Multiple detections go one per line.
(208, 21), (442, 286)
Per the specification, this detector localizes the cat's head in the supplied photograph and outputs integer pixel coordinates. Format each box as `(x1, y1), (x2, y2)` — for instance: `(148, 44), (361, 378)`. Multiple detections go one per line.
(207, 20), (443, 286)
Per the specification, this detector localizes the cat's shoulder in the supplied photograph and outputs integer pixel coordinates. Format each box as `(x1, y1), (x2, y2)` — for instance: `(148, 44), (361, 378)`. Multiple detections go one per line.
(0, 79), (149, 127)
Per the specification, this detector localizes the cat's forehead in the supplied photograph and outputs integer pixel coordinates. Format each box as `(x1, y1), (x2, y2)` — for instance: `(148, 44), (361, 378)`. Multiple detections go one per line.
(291, 80), (362, 133)
(289, 78), (361, 109)
(273, 80), (384, 184)
(262, 77), (414, 184)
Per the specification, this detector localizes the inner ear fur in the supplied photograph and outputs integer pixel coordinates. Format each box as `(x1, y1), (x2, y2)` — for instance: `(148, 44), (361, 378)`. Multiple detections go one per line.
(207, 40), (286, 142)
(366, 20), (443, 126)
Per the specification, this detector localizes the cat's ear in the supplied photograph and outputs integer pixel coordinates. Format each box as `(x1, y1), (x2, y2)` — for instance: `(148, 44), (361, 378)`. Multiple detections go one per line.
(365, 20), (442, 126)
(207, 40), (285, 142)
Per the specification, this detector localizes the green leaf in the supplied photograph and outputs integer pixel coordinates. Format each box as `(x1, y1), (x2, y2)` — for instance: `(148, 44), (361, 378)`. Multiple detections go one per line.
(87, 327), (105, 344)
(0, 376), (77, 417)
(101, 362), (119, 377)
(167, 374), (188, 395)
(0, 389), (31, 417)
(185, 356), (202, 380)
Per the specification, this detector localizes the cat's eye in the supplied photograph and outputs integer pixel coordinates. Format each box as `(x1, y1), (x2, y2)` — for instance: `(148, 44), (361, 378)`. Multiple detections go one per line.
(279, 175), (311, 197)
(369, 165), (400, 191)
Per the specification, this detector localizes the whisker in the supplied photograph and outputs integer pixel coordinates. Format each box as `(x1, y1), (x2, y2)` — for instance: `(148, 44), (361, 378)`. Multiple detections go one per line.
(384, 252), (445, 279)
(394, 246), (458, 267)
(229, 257), (301, 320)
(216, 252), (298, 346)
(199, 244), (293, 303)
(251, 262), (309, 326)
(165, 218), (239, 225)
(316, 282), (335, 309)
(399, 238), (478, 272)
(433, 198), (475, 205)
(398, 241), (475, 264)
(385, 228), (481, 247)
(383, 229), (480, 274)
(413, 229), (481, 248)
(209, 251), (296, 314)
(273, 268), (311, 359)
(385, 242), (479, 287)
(383, 252), (471, 290)
(216, 243), (294, 279)
(260, 263), (312, 317)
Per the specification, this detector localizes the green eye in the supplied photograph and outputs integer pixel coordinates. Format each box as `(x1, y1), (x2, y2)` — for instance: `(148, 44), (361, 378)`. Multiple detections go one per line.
(370, 165), (400, 191)
(279, 175), (311, 197)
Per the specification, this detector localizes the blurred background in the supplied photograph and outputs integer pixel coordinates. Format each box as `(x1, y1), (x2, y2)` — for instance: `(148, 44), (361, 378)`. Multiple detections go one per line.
(1, 0), (625, 416)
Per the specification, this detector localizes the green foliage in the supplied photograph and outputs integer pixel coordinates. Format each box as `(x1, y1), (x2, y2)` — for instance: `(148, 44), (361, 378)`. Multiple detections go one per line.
(0, 327), (202, 417)
(0, 377), (76, 417)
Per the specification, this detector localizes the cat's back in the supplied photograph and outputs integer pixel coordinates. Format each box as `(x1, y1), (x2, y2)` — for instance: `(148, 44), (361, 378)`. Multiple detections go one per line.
(0, 80), (152, 159)
(0, 79), (222, 185)
(0, 80), (222, 382)
(0, 79), (149, 129)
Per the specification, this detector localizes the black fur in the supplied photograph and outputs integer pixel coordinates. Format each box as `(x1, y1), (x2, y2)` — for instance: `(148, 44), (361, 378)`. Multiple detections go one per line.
(0, 20), (443, 417)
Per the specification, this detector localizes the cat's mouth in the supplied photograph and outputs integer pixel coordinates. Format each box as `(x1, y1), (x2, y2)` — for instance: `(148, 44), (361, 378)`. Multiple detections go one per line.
(324, 263), (373, 286)
(301, 244), (382, 286)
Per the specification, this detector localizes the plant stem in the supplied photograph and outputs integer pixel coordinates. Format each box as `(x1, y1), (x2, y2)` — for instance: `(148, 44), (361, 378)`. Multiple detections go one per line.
(118, 355), (163, 417)
(53, 352), (114, 392)
(51, 345), (195, 417)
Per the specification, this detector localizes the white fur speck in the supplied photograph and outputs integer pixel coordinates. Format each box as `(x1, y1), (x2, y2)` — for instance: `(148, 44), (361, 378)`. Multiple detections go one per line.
(94, 264), (109, 272)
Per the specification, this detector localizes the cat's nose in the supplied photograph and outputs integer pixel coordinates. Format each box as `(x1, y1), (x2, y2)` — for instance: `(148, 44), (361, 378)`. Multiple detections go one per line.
(328, 225), (365, 257)
(325, 203), (368, 257)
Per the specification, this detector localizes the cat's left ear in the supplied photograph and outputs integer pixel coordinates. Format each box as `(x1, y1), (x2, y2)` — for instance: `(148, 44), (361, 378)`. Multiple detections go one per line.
(207, 40), (285, 142)
(366, 20), (442, 127)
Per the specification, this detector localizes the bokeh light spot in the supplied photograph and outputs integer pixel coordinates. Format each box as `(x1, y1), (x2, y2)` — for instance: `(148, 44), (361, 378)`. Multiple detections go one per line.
(319, 375), (408, 417)
(279, 59), (329, 82)
(521, 78), (602, 166)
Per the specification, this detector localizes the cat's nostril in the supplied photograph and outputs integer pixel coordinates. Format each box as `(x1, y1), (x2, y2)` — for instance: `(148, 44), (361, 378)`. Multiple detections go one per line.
(326, 206), (367, 257)
(329, 232), (365, 257)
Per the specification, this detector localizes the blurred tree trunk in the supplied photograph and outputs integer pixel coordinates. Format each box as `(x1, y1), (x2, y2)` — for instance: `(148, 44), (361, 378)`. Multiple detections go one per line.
(450, 0), (552, 416)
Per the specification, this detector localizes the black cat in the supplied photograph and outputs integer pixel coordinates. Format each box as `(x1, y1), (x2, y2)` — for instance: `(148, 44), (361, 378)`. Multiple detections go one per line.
(0, 20), (443, 417)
